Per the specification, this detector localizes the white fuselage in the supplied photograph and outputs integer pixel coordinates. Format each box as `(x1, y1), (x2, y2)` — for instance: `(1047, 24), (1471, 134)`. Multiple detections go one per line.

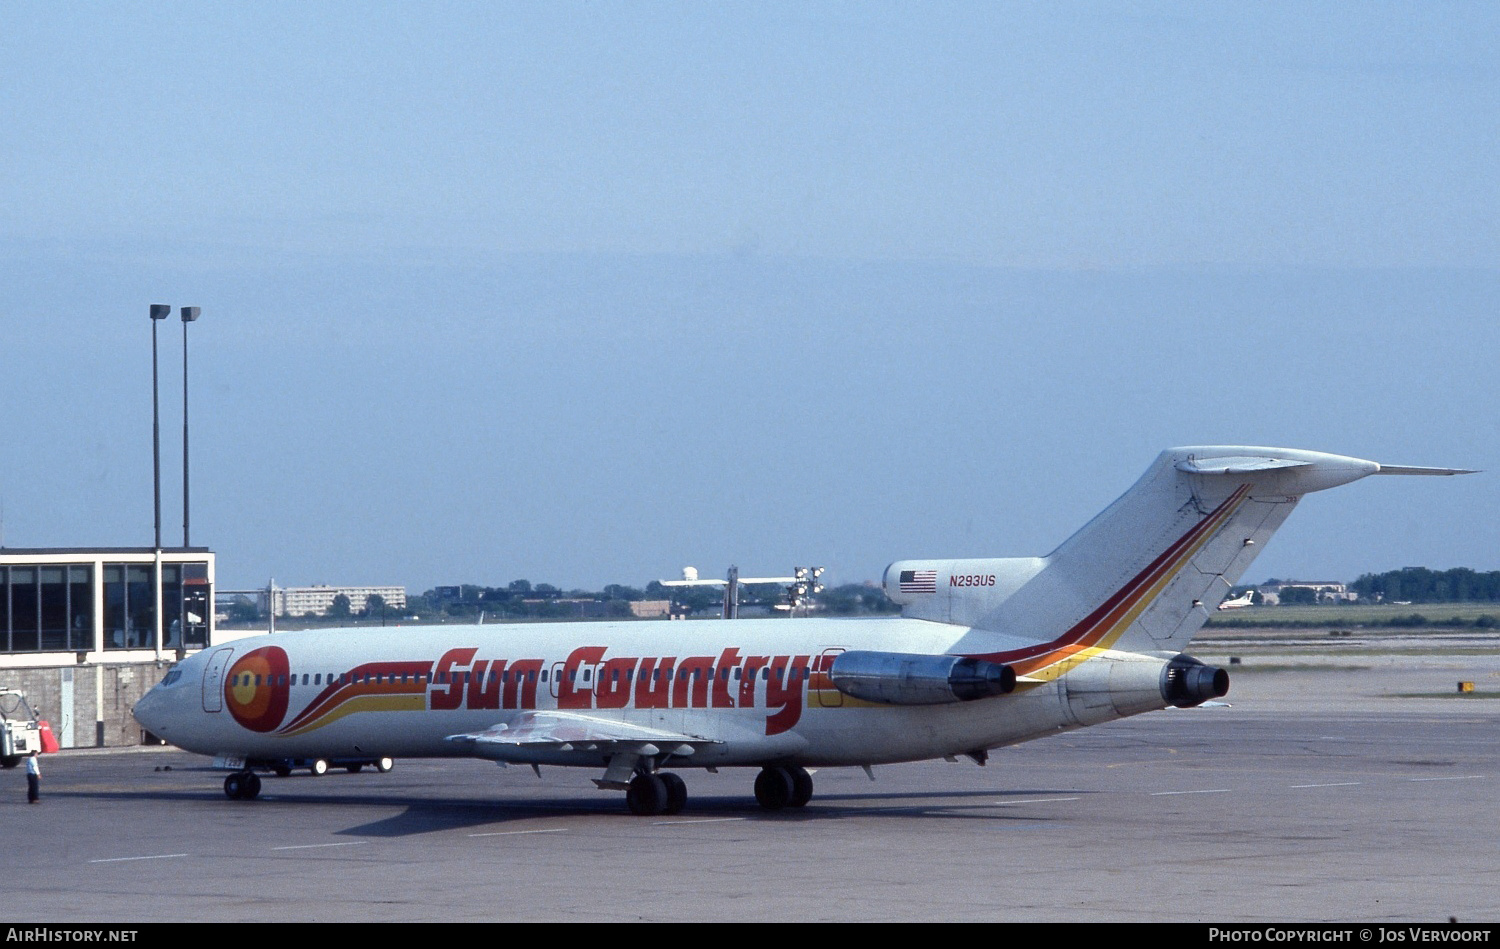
(133, 616), (1157, 769)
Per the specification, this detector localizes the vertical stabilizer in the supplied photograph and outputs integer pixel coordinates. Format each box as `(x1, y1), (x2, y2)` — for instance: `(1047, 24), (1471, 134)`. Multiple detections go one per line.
(885, 447), (1439, 653)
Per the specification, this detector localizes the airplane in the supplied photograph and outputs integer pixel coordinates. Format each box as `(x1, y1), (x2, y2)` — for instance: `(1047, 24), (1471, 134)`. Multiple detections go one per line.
(131, 446), (1471, 815)
(1217, 590), (1256, 610)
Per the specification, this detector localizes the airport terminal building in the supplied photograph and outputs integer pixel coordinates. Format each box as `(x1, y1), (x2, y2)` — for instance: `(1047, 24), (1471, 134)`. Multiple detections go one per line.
(0, 547), (214, 748)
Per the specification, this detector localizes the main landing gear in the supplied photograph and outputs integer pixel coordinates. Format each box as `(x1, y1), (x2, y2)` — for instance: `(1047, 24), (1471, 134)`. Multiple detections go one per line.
(224, 770), (261, 800)
(625, 772), (688, 816)
(753, 766), (813, 811)
(620, 765), (815, 815)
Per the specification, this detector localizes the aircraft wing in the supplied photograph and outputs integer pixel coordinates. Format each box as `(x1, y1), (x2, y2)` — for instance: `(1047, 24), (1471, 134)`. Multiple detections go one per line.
(448, 710), (723, 788)
(447, 710), (721, 758)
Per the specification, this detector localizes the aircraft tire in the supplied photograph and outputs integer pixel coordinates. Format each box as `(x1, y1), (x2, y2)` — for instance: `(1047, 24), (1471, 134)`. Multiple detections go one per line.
(787, 766), (813, 807)
(626, 774), (667, 816)
(310, 758), (329, 776)
(224, 773), (244, 800)
(243, 772), (262, 800)
(660, 773), (687, 815)
(1, 756), (19, 769)
(374, 757), (394, 773)
(754, 766), (795, 811)
(346, 763), (364, 773)
(273, 763), (292, 778)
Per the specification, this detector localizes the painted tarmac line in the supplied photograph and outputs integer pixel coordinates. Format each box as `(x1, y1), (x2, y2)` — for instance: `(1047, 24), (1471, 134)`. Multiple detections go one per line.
(1289, 782), (1362, 788)
(89, 853), (190, 864)
(1150, 788), (1230, 796)
(994, 796), (1082, 806)
(272, 841), (371, 851)
(469, 827), (569, 837)
(652, 817), (747, 826)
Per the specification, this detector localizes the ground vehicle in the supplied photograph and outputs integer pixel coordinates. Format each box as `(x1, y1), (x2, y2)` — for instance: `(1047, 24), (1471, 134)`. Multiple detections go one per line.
(0, 690), (50, 767)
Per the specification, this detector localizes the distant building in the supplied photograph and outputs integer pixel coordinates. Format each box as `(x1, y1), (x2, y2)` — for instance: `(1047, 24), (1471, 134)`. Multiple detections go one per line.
(1256, 581), (1356, 606)
(273, 585), (407, 617)
(628, 600), (672, 619)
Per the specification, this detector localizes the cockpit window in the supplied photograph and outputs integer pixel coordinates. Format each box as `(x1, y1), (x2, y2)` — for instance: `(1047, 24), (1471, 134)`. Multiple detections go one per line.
(161, 669), (183, 686)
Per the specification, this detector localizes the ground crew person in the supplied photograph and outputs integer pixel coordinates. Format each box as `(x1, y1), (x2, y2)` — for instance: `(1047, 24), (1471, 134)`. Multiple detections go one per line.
(25, 750), (40, 803)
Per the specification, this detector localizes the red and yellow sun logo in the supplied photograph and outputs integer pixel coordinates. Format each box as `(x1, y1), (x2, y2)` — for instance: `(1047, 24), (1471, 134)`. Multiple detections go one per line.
(224, 646), (291, 732)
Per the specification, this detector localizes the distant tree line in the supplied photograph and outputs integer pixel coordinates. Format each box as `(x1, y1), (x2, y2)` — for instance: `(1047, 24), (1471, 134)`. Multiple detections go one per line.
(1350, 568), (1500, 604)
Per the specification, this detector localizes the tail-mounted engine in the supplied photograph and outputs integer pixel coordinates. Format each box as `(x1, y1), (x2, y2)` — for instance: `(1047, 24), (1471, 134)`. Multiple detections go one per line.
(830, 651), (1016, 706)
(1161, 654), (1230, 708)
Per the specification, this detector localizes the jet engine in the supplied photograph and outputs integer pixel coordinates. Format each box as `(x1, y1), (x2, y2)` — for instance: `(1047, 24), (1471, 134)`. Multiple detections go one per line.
(1161, 654), (1230, 708)
(829, 651), (1016, 706)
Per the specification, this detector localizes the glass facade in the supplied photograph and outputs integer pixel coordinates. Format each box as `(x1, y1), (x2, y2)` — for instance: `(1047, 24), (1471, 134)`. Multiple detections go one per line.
(1, 554), (211, 655)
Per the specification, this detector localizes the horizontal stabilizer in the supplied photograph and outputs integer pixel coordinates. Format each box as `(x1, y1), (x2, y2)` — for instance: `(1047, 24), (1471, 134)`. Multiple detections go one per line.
(1375, 464), (1478, 477)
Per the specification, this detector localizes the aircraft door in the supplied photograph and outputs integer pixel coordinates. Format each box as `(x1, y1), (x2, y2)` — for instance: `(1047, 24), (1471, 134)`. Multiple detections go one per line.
(201, 647), (234, 713)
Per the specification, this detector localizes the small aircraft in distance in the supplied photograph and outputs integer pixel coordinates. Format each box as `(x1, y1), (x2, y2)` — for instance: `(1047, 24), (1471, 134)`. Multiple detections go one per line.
(1217, 590), (1256, 610)
(133, 446), (1470, 815)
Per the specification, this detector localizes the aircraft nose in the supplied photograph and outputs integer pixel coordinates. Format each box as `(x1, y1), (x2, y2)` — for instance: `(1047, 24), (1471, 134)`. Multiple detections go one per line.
(132, 685), (167, 733)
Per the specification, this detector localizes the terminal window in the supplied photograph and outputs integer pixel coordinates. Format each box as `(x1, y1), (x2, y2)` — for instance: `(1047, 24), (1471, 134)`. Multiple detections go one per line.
(1, 564), (93, 653)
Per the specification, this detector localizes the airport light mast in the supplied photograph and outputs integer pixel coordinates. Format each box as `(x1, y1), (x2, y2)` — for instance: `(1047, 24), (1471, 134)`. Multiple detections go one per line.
(149, 304), (170, 658)
(180, 306), (200, 547)
(149, 304), (170, 550)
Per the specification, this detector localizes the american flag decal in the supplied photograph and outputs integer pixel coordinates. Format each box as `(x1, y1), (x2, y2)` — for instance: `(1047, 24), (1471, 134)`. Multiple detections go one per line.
(899, 569), (938, 594)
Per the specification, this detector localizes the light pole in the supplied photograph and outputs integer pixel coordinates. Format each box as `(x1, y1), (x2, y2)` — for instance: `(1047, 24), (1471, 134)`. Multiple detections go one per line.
(180, 307), (200, 548)
(149, 304), (170, 658)
(149, 305), (170, 550)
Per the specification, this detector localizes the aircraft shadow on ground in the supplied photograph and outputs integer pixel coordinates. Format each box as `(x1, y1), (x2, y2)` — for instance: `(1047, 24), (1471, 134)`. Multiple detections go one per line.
(331, 786), (1096, 837)
(50, 768), (1094, 839)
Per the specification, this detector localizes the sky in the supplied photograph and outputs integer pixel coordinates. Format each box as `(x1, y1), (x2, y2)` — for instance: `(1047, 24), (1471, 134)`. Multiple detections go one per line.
(2, 2), (1496, 595)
